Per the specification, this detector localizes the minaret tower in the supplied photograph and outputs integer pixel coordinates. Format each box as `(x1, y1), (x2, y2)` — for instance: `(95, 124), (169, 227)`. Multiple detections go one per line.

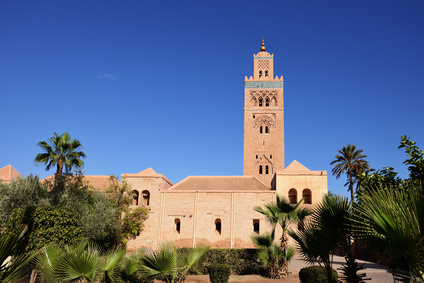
(243, 40), (285, 187)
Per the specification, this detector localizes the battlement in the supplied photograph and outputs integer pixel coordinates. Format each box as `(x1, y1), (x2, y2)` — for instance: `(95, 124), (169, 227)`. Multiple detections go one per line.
(245, 76), (284, 81)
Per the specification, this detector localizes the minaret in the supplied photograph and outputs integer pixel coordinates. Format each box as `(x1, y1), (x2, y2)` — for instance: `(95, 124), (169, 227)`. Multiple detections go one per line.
(243, 40), (285, 188)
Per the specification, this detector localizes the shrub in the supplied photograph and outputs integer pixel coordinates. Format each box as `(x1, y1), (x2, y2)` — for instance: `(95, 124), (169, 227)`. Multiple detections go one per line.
(209, 263), (230, 283)
(299, 266), (337, 283)
(178, 248), (262, 275)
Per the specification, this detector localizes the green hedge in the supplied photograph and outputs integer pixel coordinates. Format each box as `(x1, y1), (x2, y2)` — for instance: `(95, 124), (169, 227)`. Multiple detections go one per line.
(6, 205), (82, 252)
(177, 248), (263, 275)
(299, 266), (338, 283)
(209, 263), (231, 283)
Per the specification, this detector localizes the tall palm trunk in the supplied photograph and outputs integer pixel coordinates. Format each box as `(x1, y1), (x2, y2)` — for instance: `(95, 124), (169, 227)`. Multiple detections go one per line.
(279, 231), (289, 276)
(56, 159), (63, 176)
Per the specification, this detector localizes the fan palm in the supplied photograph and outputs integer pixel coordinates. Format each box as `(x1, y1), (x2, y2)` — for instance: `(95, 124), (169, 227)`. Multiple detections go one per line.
(330, 144), (370, 201)
(0, 227), (36, 283)
(34, 241), (126, 283)
(140, 245), (209, 283)
(254, 195), (309, 277)
(353, 182), (424, 281)
(35, 132), (86, 176)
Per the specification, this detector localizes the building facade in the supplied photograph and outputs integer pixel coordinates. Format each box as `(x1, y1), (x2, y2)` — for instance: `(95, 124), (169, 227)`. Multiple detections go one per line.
(123, 41), (328, 251)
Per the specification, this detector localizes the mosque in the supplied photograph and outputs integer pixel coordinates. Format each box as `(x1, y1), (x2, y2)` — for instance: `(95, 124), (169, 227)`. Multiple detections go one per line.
(0, 41), (327, 250)
(122, 40), (328, 250)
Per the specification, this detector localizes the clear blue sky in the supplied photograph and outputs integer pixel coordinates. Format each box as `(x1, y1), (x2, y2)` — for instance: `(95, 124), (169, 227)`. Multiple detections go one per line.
(1, 0), (423, 197)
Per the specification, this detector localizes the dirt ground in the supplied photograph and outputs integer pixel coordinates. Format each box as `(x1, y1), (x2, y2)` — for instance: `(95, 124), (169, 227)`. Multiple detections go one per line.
(180, 274), (300, 283)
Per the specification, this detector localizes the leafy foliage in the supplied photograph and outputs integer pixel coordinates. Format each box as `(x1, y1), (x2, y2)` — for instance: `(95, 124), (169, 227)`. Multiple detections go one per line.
(35, 132), (86, 176)
(0, 175), (48, 230)
(208, 263), (230, 283)
(299, 266), (337, 283)
(353, 182), (424, 280)
(0, 227), (36, 283)
(105, 176), (149, 245)
(5, 206), (83, 252)
(398, 135), (424, 182)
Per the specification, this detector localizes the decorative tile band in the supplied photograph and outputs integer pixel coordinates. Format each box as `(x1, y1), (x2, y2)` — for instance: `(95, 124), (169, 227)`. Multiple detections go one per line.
(245, 81), (284, 89)
(254, 56), (273, 60)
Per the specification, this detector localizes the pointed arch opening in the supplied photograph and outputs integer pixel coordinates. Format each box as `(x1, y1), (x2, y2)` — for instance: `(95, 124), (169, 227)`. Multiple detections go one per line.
(259, 165), (263, 175)
(265, 98), (269, 107)
(265, 165), (269, 174)
(288, 188), (298, 204)
(259, 98), (263, 107)
(265, 126), (269, 133)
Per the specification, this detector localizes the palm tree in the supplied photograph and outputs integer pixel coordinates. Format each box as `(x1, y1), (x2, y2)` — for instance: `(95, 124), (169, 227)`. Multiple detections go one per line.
(140, 245), (209, 283)
(290, 194), (369, 283)
(254, 195), (309, 277)
(34, 241), (126, 283)
(330, 144), (370, 202)
(0, 227), (36, 283)
(353, 182), (424, 281)
(35, 132), (86, 176)
(251, 232), (294, 279)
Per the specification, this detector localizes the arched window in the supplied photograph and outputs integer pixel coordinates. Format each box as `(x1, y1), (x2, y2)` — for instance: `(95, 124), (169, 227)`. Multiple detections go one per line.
(259, 165), (263, 174)
(175, 218), (181, 234)
(265, 70), (268, 77)
(259, 70), (262, 78)
(215, 218), (221, 235)
(265, 165), (269, 174)
(266, 98), (269, 106)
(259, 98), (263, 107)
(142, 190), (150, 206)
(303, 189), (312, 204)
(132, 190), (139, 205)
(260, 126), (263, 133)
(253, 219), (260, 234)
(265, 126), (269, 133)
(288, 188), (297, 204)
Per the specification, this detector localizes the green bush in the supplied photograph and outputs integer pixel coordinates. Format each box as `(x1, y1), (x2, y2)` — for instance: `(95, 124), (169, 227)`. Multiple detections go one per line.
(209, 263), (230, 283)
(178, 248), (262, 275)
(6, 205), (83, 252)
(299, 266), (338, 283)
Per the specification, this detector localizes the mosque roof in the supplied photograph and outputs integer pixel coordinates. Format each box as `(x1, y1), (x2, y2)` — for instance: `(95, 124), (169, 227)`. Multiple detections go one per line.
(168, 175), (270, 192)
(277, 160), (327, 176)
(41, 174), (118, 191)
(0, 164), (21, 183)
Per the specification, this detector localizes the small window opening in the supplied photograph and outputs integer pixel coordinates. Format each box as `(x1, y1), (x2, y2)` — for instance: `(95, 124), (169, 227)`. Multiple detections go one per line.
(175, 218), (181, 234)
(259, 165), (263, 175)
(288, 189), (298, 204)
(259, 98), (263, 107)
(266, 98), (269, 107)
(270, 155), (272, 159)
(259, 70), (262, 78)
(265, 126), (269, 133)
(260, 126), (263, 134)
(265, 70), (268, 77)
(256, 155), (258, 159)
(253, 219), (260, 234)
(265, 165), (269, 174)
(253, 115), (255, 119)
(142, 190), (150, 206)
(303, 189), (312, 204)
(215, 219), (221, 235)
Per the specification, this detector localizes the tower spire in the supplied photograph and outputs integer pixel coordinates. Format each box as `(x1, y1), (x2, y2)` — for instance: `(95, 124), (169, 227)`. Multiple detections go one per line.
(260, 39), (266, 52)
